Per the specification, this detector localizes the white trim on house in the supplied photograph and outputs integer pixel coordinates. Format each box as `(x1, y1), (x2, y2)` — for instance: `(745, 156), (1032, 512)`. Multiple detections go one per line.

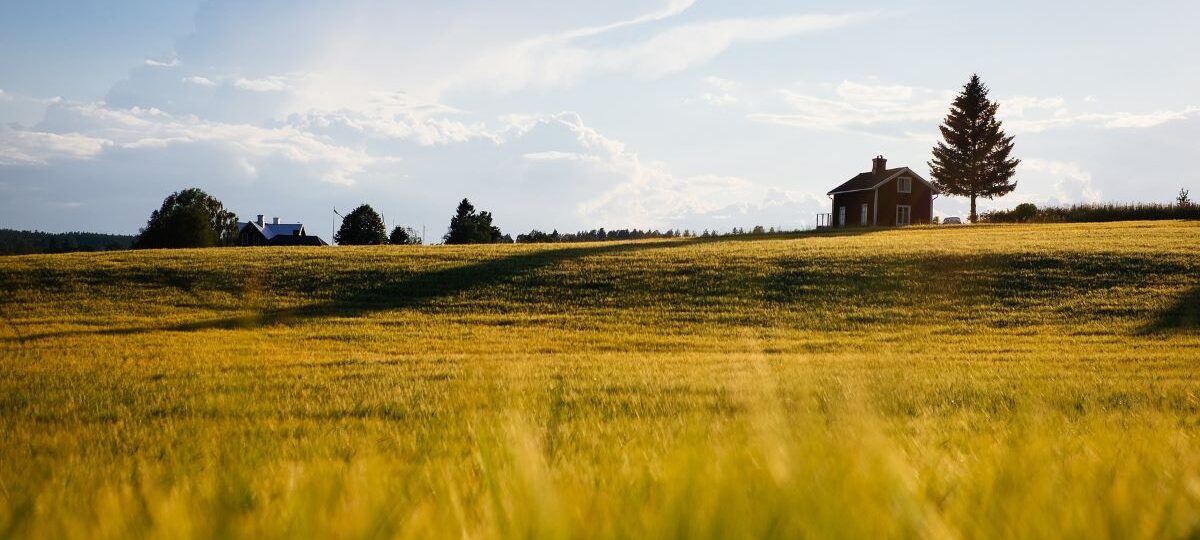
(896, 205), (912, 226)
(897, 176), (912, 193)
(860, 203), (869, 225)
(873, 189), (879, 225)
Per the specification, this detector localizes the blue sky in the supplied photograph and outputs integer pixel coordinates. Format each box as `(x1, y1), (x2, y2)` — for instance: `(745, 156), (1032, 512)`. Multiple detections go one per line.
(2, 0), (1198, 236)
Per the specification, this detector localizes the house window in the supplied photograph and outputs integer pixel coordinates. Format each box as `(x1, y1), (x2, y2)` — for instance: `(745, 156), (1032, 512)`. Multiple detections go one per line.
(838, 206), (846, 227)
(896, 205), (911, 226)
(897, 177), (912, 193)
(861, 203), (869, 225)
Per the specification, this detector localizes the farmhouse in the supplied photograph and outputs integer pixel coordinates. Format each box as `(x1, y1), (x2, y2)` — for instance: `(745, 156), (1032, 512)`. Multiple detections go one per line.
(237, 214), (327, 246)
(824, 156), (937, 228)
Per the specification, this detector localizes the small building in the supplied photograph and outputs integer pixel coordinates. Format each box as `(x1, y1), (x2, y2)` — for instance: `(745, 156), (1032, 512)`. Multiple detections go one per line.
(237, 214), (327, 246)
(824, 156), (937, 228)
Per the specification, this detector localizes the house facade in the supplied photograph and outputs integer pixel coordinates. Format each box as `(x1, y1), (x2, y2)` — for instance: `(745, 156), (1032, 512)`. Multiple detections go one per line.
(827, 156), (937, 228)
(237, 214), (327, 246)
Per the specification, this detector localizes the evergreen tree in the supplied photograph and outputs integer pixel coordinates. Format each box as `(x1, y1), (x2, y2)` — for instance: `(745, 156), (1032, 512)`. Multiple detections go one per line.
(134, 188), (238, 249)
(335, 204), (387, 245)
(929, 74), (1020, 222)
(443, 198), (505, 244)
(389, 226), (421, 245)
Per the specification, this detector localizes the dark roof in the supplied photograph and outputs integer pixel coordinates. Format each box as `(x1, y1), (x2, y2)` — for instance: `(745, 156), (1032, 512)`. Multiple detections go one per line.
(266, 235), (328, 246)
(828, 167), (907, 195)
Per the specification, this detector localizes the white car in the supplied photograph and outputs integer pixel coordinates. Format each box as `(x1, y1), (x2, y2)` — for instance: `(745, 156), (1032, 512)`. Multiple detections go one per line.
(942, 217), (963, 225)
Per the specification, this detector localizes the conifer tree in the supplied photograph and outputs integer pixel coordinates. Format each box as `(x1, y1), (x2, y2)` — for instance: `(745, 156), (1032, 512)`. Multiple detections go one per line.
(929, 74), (1020, 222)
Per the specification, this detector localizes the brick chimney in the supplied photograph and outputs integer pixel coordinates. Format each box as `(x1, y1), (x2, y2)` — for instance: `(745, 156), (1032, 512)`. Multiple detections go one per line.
(272, 217), (280, 225)
(256, 214), (265, 227)
(872, 155), (887, 175)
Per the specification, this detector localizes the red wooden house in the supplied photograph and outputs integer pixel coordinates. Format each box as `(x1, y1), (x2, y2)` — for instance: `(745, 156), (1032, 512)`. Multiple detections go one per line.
(823, 156), (937, 228)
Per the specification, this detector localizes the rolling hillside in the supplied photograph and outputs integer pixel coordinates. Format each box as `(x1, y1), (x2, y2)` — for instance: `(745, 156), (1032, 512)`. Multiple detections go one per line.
(1, 221), (1199, 538)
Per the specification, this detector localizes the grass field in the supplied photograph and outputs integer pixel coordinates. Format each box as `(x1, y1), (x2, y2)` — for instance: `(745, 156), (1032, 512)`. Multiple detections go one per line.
(2, 221), (1199, 539)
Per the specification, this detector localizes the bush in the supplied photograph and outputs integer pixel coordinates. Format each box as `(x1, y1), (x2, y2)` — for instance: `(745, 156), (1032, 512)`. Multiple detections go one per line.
(389, 226), (422, 245)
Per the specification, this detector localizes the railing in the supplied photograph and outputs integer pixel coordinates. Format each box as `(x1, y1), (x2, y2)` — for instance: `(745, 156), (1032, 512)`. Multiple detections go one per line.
(815, 213), (833, 229)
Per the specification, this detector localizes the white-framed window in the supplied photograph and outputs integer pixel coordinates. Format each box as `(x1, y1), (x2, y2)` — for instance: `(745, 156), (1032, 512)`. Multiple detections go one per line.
(896, 205), (911, 226)
(897, 177), (912, 193)
(861, 203), (869, 225)
(838, 206), (846, 227)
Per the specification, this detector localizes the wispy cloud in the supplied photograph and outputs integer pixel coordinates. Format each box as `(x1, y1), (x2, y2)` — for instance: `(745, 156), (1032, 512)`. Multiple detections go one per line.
(182, 76), (217, 87)
(233, 77), (290, 92)
(751, 79), (1200, 137)
(444, 9), (875, 93)
(144, 57), (180, 68)
(688, 76), (741, 107)
(0, 125), (110, 165)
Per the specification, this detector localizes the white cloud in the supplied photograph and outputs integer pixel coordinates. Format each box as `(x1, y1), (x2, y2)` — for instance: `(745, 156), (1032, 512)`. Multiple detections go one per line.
(233, 77), (290, 92)
(445, 11), (873, 93)
(522, 150), (599, 162)
(696, 92), (738, 107)
(751, 80), (1200, 137)
(144, 57), (180, 68)
(182, 76), (217, 87)
(4, 100), (375, 185)
(1004, 96), (1067, 117)
(749, 83), (948, 132)
(835, 80), (914, 103)
(1005, 106), (1200, 133)
(688, 76), (740, 107)
(1021, 158), (1102, 203)
(0, 125), (110, 165)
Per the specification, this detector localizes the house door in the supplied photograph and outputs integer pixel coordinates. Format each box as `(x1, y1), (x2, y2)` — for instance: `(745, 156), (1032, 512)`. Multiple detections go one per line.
(838, 206), (846, 227)
(861, 204), (869, 225)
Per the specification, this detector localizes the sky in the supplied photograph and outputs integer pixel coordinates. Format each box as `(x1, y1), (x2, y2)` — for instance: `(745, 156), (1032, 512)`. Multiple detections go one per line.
(1, 0), (1198, 238)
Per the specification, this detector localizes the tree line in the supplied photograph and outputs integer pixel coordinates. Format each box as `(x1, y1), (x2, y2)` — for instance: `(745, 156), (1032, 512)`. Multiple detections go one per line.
(0, 229), (134, 256)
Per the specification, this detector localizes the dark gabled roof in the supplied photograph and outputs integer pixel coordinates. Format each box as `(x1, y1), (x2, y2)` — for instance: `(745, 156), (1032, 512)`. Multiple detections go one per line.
(266, 234), (328, 246)
(828, 167), (905, 195)
(828, 167), (939, 195)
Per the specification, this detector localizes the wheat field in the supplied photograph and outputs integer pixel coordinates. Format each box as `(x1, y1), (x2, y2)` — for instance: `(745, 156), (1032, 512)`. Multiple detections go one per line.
(1, 221), (1199, 539)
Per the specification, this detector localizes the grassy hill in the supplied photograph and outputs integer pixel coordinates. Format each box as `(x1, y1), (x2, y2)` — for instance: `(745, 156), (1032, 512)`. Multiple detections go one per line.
(1, 221), (1199, 538)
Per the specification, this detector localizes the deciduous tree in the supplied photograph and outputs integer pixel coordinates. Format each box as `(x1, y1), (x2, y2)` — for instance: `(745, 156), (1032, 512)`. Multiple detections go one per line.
(133, 188), (238, 249)
(335, 204), (388, 245)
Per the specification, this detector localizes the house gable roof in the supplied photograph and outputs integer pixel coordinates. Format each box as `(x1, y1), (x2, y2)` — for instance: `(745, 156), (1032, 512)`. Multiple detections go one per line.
(827, 167), (939, 195)
(238, 221), (305, 240)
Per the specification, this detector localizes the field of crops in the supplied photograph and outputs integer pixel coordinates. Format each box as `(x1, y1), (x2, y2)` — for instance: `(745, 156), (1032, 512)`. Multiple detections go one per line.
(1, 221), (1199, 539)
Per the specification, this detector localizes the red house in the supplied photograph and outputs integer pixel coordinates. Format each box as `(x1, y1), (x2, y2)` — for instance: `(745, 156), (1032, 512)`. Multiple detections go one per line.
(825, 156), (937, 228)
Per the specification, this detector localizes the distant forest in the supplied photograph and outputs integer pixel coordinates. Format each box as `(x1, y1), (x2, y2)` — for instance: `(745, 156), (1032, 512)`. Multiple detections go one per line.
(0, 229), (135, 255)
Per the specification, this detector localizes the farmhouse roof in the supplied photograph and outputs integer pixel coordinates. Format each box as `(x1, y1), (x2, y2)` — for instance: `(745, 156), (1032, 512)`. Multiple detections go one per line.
(827, 166), (939, 196)
(238, 215), (306, 240)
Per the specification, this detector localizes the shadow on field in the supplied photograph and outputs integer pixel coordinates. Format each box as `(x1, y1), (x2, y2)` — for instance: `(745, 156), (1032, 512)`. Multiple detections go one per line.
(1141, 285), (1200, 334)
(16, 240), (697, 339)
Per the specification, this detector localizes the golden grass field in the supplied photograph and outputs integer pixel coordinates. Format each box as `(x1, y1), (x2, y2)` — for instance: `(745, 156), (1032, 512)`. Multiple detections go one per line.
(1, 221), (1199, 539)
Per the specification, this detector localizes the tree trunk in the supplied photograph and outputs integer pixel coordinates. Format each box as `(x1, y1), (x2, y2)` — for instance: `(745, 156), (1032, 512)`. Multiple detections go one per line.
(969, 196), (977, 223)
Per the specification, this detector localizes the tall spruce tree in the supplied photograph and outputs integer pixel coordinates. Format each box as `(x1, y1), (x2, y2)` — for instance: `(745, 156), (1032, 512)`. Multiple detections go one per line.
(929, 74), (1020, 222)
(443, 198), (505, 244)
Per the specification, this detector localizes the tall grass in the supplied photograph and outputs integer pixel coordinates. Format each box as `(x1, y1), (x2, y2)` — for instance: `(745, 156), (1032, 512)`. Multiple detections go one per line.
(0, 221), (1198, 538)
(982, 201), (1200, 223)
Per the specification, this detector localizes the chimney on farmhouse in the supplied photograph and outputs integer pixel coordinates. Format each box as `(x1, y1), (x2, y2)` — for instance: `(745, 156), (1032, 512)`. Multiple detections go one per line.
(272, 217), (280, 225)
(872, 155), (887, 175)
(256, 214), (265, 227)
